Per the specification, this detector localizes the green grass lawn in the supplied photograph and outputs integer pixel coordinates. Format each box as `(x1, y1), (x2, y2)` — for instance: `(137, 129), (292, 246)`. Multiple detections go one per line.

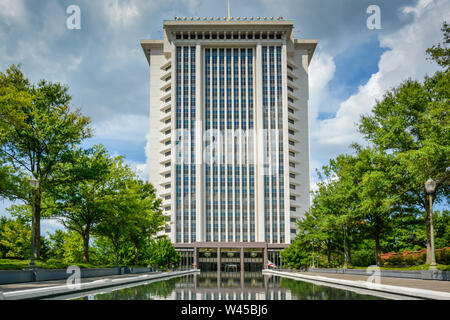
(0, 259), (146, 270)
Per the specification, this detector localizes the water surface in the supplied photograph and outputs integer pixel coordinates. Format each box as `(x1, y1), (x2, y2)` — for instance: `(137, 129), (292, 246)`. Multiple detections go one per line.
(73, 272), (387, 300)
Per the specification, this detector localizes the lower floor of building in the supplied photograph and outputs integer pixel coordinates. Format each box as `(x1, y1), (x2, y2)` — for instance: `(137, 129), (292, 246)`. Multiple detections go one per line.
(175, 242), (289, 272)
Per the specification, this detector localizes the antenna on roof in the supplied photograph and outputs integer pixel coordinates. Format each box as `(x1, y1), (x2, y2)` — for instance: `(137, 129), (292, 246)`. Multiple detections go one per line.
(227, 0), (230, 21)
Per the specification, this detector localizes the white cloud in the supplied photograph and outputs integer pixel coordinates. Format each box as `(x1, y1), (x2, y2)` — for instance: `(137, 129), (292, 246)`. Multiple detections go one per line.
(68, 56), (83, 71)
(308, 51), (336, 127)
(93, 113), (149, 143)
(144, 132), (153, 182)
(125, 159), (149, 182)
(310, 0), (449, 177)
(41, 219), (65, 236)
(403, 0), (433, 16)
(103, 0), (140, 27)
(0, 0), (26, 25)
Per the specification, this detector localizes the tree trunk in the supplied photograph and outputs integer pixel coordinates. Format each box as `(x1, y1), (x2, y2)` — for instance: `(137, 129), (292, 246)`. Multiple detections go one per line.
(346, 237), (352, 266)
(343, 227), (348, 268)
(327, 240), (331, 268)
(424, 195), (433, 264)
(114, 231), (120, 266)
(134, 242), (139, 266)
(115, 242), (119, 266)
(82, 227), (90, 263)
(375, 224), (382, 267)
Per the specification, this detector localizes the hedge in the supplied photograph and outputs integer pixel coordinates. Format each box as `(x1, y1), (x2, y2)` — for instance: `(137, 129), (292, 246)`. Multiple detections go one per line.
(381, 247), (450, 266)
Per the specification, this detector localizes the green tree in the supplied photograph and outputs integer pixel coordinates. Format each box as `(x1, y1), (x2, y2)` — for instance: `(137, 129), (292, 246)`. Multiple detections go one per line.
(355, 148), (400, 266)
(312, 152), (367, 267)
(46, 145), (113, 263)
(61, 231), (84, 264)
(149, 238), (180, 269)
(0, 65), (29, 201)
(298, 147), (402, 267)
(359, 23), (450, 264)
(0, 65), (92, 260)
(0, 217), (31, 259)
(47, 229), (68, 260)
(434, 210), (450, 249)
(280, 240), (311, 270)
(95, 159), (142, 266)
(281, 22), (449, 269)
(307, 185), (340, 268)
(91, 235), (116, 265)
(0, 160), (23, 201)
(426, 22), (449, 70)
(381, 208), (427, 253)
(126, 180), (165, 265)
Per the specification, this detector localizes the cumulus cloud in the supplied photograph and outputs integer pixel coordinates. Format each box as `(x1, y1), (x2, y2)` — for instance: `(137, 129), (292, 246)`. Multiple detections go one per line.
(125, 159), (149, 182)
(103, 0), (140, 27)
(260, 0), (418, 55)
(403, 0), (433, 16)
(0, 0), (27, 25)
(93, 113), (149, 143)
(308, 52), (336, 126)
(1, 0), (448, 211)
(309, 0), (449, 180)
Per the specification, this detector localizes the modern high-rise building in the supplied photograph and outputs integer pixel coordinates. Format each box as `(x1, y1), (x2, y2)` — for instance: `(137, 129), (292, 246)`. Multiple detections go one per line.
(141, 17), (316, 271)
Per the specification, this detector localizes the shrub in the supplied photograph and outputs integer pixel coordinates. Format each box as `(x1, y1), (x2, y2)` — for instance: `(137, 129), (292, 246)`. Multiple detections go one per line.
(381, 248), (448, 266)
(436, 248), (450, 265)
(383, 253), (404, 266)
(45, 258), (65, 267)
(403, 253), (425, 266)
(351, 250), (375, 266)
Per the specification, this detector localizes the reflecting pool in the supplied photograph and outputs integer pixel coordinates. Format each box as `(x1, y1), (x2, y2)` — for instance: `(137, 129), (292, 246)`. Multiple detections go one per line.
(69, 272), (388, 300)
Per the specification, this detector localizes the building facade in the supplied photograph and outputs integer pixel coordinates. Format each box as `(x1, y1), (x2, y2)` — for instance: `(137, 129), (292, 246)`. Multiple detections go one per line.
(141, 17), (316, 270)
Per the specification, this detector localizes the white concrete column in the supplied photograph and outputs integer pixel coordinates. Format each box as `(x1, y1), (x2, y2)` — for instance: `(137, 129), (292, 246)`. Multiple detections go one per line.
(255, 42), (265, 243)
(195, 42), (204, 242)
(231, 48), (236, 242)
(274, 45), (281, 244)
(281, 40), (291, 244)
(217, 48), (221, 243)
(195, 42), (205, 242)
(188, 45), (192, 243)
(224, 49), (229, 242)
(300, 52), (311, 219)
(180, 45), (185, 244)
(170, 42), (177, 243)
(238, 48), (243, 242)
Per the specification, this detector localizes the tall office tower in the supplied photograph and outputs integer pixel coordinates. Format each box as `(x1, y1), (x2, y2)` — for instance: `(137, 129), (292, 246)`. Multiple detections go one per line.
(141, 17), (316, 271)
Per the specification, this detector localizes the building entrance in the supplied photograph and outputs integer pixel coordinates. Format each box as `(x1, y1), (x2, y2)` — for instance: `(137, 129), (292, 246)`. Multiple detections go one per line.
(198, 248), (218, 272)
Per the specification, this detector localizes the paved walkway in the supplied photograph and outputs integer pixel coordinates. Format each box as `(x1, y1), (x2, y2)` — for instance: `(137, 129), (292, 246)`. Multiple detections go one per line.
(0, 272), (162, 293)
(297, 272), (450, 293)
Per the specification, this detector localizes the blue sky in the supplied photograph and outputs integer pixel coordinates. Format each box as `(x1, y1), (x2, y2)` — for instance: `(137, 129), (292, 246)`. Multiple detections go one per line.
(0, 0), (449, 234)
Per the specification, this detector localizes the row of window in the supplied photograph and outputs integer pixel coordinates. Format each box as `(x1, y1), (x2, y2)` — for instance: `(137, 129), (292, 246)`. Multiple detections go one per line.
(175, 46), (197, 242)
(174, 32), (283, 41)
(262, 46), (286, 243)
(203, 47), (258, 243)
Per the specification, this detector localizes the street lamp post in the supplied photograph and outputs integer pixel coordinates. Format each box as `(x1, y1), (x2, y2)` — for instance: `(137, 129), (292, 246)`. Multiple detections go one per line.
(425, 178), (438, 271)
(28, 177), (39, 269)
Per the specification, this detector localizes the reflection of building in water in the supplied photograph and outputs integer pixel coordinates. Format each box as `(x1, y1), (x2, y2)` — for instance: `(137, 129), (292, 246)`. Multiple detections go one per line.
(141, 17), (317, 268)
(167, 272), (292, 300)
